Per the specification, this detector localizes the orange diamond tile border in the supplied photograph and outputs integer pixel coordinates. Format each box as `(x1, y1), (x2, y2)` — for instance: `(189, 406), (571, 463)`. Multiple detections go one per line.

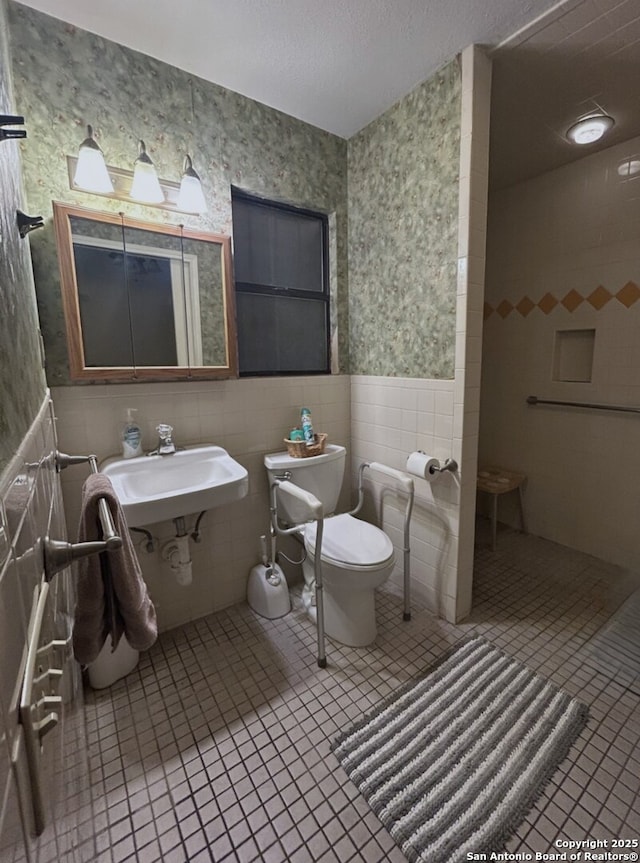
(496, 300), (514, 319)
(538, 293), (559, 315)
(616, 281), (640, 308)
(490, 280), (638, 322)
(587, 285), (612, 310)
(516, 296), (535, 317)
(561, 289), (584, 312)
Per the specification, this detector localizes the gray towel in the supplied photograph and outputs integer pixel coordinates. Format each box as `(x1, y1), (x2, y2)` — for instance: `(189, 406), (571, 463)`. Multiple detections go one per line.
(72, 473), (157, 665)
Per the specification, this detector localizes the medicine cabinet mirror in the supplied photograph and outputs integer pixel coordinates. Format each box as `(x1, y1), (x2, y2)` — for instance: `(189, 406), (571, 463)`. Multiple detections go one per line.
(53, 202), (237, 381)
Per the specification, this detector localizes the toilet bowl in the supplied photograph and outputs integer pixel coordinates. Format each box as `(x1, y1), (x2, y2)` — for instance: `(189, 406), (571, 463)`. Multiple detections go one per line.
(303, 514), (395, 647)
(264, 444), (395, 648)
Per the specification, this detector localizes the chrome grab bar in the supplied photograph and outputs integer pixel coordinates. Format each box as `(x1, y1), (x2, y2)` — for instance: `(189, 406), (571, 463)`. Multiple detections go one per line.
(44, 451), (122, 580)
(527, 395), (640, 414)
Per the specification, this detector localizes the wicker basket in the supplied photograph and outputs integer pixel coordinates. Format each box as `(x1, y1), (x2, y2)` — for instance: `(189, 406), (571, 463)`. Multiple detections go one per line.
(284, 432), (327, 458)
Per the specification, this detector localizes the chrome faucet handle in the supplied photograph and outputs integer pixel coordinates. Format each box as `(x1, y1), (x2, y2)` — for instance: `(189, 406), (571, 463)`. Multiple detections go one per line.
(156, 423), (173, 441)
(152, 423), (177, 456)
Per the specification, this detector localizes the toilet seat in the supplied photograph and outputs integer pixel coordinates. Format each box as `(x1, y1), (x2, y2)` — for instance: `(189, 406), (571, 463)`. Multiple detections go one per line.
(304, 514), (394, 570)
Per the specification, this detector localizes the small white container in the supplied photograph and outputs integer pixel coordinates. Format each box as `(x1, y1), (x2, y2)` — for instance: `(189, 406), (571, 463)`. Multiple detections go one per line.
(88, 634), (139, 689)
(247, 563), (290, 619)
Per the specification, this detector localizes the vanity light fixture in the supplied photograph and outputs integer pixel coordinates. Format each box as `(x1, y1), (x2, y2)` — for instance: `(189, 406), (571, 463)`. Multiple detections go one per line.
(129, 140), (164, 204)
(566, 114), (614, 146)
(73, 125), (114, 193)
(67, 127), (208, 214)
(177, 154), (207, 214)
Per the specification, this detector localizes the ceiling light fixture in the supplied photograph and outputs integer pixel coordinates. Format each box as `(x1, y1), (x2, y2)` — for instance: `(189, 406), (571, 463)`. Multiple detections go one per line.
(566, 114), (614, 146)
(130, 140), (164, 204)
(73, 124), (114, 193)
(177, 154), (207, 214)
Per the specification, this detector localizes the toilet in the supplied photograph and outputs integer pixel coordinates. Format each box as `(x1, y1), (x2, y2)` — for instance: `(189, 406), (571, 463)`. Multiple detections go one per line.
(264, 445), (395, 647)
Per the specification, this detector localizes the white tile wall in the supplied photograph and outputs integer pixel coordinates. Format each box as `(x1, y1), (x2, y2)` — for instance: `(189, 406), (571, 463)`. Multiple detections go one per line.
(0, 393), (90, 860)
(53, 367), (484, 630)
(52, 376), (351, 630)
(481, 133), (640, 569)
(453, 45), (492, 620)
(350, 375), (460, 622)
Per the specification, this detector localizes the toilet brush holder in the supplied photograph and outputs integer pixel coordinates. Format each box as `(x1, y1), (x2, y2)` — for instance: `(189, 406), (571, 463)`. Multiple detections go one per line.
(247, 563), (290, 619)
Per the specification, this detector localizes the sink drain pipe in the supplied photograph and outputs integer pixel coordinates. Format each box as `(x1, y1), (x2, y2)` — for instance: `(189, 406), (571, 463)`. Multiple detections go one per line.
(161, 516), (193, 586)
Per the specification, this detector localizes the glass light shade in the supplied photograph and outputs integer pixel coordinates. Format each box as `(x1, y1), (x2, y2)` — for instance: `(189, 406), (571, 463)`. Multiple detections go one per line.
(130, 162), (164, 203)
(130, 140), (164, 204)
(178, 174), (207, 214)
(566, 115), (614, 145)
(73, 126), (113, 193)
(177, 154), (207, 214)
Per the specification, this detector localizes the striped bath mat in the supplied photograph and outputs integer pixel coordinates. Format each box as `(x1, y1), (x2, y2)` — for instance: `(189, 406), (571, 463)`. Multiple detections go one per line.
(331, 637), (588, 863)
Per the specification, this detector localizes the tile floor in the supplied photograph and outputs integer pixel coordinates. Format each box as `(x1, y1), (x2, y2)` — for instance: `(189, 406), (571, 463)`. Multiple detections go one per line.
(84, 525), (640, 862)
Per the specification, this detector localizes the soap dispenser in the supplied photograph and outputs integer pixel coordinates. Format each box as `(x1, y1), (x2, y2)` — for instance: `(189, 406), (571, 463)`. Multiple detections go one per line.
(122, 408), (143, 458)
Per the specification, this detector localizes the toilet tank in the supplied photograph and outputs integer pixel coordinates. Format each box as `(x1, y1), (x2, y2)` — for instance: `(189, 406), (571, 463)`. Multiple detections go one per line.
(264, 444), (346, 523)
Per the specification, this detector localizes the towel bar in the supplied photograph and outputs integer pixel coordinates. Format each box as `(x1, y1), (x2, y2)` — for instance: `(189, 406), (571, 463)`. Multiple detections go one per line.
(44, 451), (123, 580)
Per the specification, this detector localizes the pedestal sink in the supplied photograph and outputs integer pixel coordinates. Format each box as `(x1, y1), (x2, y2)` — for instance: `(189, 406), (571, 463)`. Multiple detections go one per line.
(101, 445), (249, 527)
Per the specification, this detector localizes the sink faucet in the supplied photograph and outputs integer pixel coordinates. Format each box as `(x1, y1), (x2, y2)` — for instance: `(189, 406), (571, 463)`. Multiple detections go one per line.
(149, 423), (176, 456)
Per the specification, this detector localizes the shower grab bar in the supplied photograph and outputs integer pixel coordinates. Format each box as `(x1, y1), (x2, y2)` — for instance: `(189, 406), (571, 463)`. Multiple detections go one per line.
(44, 451), (122, 581)
(526, 395), (640, 414)
(350, 461), (415, 623)
(270, 480), (327, 668)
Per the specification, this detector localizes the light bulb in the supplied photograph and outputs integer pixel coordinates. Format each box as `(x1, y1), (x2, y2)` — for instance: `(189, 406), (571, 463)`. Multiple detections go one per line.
(177, 155), (207, 214)
(73, 125), (113, 193)
(130, 140), (163, 204)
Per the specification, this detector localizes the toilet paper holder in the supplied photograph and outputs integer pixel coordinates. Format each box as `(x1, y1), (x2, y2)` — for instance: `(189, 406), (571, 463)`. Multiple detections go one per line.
(407, 451), (458, 478)
(429, 457), (458, 474)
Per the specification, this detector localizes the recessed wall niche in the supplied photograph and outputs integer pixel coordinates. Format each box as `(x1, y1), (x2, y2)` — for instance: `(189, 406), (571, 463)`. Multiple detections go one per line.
(552, 329), (596, 383)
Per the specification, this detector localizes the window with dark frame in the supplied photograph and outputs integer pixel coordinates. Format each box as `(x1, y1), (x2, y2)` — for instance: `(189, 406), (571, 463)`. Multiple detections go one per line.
(231, 188), (330, 376)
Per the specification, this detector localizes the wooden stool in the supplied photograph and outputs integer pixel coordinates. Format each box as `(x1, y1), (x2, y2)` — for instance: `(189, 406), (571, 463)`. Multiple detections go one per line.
(476, 466), (527, 551)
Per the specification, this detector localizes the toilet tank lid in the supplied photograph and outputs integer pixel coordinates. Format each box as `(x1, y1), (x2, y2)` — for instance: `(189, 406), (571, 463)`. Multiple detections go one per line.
(264, 444), (346, 470)
(305, 514), (394, 567)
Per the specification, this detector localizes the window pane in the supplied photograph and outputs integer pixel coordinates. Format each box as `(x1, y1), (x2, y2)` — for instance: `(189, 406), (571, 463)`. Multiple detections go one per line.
(236, 293), (328, 374)
(232, 197), (324, 292)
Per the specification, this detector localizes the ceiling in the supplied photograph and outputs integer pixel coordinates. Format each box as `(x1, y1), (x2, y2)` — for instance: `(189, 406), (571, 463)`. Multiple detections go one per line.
(15, 0), (559, 139)
(13, 0), (640, 189)
(490, 0), (640, 188)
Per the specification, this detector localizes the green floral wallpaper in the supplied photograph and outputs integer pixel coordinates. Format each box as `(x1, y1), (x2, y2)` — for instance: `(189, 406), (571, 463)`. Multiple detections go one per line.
(8, 2), (348, 384)
(348, 60), (461, 378)
(8, 3), (463, 388)
(0, 0), (47, 473)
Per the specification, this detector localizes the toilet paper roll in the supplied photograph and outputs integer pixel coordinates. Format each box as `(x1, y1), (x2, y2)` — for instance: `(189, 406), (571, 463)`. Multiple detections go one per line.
(406, 451), (439, 480)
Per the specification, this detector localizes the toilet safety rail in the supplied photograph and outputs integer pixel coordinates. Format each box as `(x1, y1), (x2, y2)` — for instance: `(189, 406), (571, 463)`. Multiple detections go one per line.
(269, 480), (327, 667)
(43, 451), (122, 581)
(350, 462), (415, 623)
(271, 462), (415, 669)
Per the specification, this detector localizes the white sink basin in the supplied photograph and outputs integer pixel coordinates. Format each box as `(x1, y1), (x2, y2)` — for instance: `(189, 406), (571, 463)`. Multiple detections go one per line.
(101, 445), (249, 527)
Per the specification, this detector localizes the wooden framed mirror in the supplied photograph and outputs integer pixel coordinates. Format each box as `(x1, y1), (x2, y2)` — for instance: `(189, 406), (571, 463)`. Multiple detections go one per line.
(53, 202), (238, 381)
